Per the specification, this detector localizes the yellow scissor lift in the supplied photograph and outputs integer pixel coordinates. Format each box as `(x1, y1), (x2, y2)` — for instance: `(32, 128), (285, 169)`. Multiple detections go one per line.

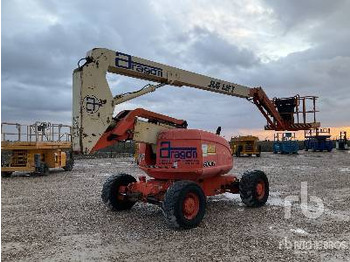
(1, 122), (74, 177)
(230, 135), (261, 157)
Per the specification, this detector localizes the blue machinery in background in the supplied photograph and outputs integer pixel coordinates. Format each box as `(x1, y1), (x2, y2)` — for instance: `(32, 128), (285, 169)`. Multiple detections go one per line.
(273, 132), (299, 154)
(304, 128), (333, 152)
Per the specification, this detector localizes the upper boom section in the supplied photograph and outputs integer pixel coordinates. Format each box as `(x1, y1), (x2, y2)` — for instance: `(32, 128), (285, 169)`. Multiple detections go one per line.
(88, 48), (252, 98)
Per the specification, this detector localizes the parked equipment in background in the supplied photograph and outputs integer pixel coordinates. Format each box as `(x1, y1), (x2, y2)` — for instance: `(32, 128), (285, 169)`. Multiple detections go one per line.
(1, 122), (74, 177)
(230, 135), (261, 157)
(273, 132), (299, 154)
(72, 48), (322, 229)
(304, 128), (333, 152)
(336, 131), (348, 150)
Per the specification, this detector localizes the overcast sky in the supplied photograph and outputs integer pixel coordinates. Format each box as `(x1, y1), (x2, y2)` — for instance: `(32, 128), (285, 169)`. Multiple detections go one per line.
(2, 0), (350, 138)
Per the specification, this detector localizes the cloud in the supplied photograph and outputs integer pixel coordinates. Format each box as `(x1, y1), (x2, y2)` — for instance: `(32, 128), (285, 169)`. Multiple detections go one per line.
(262, 0), (347, 29)
(2, 0), (350, 134)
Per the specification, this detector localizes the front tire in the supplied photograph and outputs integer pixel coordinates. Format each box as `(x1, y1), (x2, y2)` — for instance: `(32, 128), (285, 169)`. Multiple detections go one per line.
(163, 181), (206, 229)
(239, 170), (269, 207)
(256, 145), (262, 157)
(101, 173), (137, 211)
(63, 158), (74, 171)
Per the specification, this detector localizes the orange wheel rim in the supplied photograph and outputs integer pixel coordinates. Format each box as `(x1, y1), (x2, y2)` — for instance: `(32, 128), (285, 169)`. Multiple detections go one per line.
(183, 192), (200, 220)
(256, 180), (265, 200)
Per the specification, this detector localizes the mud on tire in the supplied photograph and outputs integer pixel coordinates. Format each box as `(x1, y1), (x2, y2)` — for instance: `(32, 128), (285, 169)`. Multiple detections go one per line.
(163, 180), (206, 229)
(101, 173), (136, 211)
(239, 170), (269, 207)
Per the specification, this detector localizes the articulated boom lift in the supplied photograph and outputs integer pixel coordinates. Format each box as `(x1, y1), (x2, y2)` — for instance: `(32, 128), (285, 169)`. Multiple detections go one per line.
(73, 48), (319, 229)
(73, 48), (319, 154)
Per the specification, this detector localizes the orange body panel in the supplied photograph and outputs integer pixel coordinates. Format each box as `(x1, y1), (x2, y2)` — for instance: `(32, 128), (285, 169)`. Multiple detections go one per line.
(138, 129), (233, 180)
(129, 129), (237, 199)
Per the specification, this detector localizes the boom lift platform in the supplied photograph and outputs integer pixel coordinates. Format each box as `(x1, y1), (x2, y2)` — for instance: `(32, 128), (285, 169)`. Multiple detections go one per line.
(1, 122), (74, 177)
(73, 48), (320, 228)
(304, 128), (333, 152)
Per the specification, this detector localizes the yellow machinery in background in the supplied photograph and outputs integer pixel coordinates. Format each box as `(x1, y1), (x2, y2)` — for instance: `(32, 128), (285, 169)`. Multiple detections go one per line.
(1, 122), (74, 177)
(230, 135), (261, 157)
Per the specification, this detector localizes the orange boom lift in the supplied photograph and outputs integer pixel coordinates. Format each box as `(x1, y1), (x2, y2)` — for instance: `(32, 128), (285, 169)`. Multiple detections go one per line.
(73, 48), (319, 228)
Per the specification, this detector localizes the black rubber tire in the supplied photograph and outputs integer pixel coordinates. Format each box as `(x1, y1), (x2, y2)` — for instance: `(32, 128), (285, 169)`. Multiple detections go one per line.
(163, 181), (206, 229)
(63, 158), (74, 171)
(236, 146), (242, 157)
(1, 171), (12, 178)
(39, 163), (49, 176)
(101, 173), (137, 211)
(257, 146), (262, 157)
(239, 170), (269, 207)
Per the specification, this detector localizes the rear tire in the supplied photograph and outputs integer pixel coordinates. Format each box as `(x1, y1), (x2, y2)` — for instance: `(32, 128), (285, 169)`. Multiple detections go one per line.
(63, 159), (74, 171)
(163, 181), (206, 229)
(239, 170), (269, 207)
(1, 171), (12, 178)
(39, 163), (49, 176)
(236, 146), (242, 157)
(101, 173), (137, 211)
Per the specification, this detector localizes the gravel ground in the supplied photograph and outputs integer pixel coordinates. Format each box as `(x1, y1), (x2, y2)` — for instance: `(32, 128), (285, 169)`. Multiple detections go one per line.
(2, 151), (350, 261)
